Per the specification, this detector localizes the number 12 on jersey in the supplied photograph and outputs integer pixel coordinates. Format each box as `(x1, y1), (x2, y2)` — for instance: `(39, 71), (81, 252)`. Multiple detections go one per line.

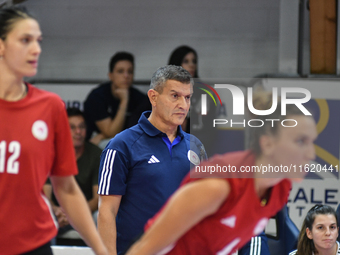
(0, 141), (21, 174)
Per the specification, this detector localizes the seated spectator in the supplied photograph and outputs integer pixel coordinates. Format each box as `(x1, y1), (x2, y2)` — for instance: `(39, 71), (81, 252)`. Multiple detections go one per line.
(44, 107), (102, 233)
(289, 204), (340, 255)
(168, 45), (198, 78)
(84, 52), (151, 147)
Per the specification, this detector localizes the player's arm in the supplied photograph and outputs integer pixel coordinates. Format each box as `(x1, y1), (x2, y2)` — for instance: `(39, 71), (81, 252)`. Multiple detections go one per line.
(126, 178), (230, 255)
(51, 175), (108, 255)
(98, 194), (122, 255)
(43, 183), (69, 227)
(87, 184), (99, 213)
(95, 89), (129, 139)
(97, 146), (127, 254)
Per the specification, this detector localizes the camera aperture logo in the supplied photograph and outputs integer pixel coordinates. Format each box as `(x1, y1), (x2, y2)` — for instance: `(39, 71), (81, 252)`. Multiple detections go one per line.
(199, 84), (312, 128)
(197, 82), (223, 115)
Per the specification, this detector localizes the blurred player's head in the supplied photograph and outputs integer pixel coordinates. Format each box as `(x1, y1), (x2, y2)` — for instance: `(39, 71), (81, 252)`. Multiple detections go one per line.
(67, 107), (86, 149)
(0, 6), (41, 77)
(249, 90), (317, 180)
(297, 204), (338, 255)
(108, 52), (134, 89)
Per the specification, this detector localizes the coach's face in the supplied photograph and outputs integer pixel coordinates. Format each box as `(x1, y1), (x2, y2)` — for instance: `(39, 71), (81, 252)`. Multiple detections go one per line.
(152, 80), (191, 128)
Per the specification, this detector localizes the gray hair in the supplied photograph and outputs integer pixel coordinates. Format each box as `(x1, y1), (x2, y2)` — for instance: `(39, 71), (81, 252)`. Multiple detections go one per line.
(150, 65), (193, 93)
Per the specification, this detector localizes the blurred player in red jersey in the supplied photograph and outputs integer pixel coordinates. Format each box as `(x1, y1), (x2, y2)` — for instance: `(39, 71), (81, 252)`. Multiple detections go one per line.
(0, 6), (107, 255)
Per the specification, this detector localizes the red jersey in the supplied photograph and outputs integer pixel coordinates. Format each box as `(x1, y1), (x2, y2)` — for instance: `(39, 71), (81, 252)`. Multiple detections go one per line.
(145, 150), (291, 255)
(0, 84), (78, 254)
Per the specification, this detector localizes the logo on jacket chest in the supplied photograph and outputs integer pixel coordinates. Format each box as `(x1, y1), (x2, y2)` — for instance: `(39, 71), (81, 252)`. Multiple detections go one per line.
(32, 120), (48, 141)
(148, 155), (160, 164)
(188, 150), (200, 165)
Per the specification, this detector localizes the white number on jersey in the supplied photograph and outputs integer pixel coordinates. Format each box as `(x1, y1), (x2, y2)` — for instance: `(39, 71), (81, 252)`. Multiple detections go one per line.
(0, 141), (21, 174)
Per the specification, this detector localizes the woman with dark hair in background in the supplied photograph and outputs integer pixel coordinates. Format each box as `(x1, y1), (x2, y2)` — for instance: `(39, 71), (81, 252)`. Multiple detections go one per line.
(289, 205), (340, 255)
(0, 6), (107, 255)
(168, 45), (198, 78)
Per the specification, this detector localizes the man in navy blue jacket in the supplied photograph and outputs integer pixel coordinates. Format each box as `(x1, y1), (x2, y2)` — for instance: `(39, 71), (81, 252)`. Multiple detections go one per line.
(97, 65), (207, 255)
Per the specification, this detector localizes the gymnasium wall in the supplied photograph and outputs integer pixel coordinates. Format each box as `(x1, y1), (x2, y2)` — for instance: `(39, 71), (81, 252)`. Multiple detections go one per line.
(24, 0), (281, 81)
